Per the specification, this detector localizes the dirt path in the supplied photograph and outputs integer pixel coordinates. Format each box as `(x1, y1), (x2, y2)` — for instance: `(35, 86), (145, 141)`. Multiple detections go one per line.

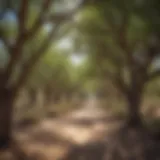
(14, 97), (120, 160)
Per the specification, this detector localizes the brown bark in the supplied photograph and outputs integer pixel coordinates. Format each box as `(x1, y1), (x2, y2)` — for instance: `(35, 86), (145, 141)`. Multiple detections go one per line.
(0, 87), (15, 149)
(28, 88), (37, 106)
(126, 90), (143, 127)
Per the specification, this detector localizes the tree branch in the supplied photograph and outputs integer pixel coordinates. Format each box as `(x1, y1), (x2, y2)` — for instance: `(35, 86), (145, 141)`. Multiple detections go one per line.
(3, 0), (53, 86)
(18, 0), (29, 34)
(116, 14), (132, 64)
(2, 1), (30, 85)
(97, 51), (128, 95)
(118, 14), (128, 47)
(14, 0), (86, 92)
(105, 70), (128, 95)
(25, 0), (53, 40)
(15, 23), (68, 90)
(132, 35), (160, 85)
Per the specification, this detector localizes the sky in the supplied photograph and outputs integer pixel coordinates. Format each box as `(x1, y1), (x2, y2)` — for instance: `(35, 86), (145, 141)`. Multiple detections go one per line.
(56, 36), (86, 66)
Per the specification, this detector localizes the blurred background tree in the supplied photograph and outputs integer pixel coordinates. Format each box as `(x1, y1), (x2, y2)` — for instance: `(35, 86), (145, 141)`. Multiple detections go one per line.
(0, 0), (88, 148)
(0, 0), (160, 153)
(70, 0), (160, 126)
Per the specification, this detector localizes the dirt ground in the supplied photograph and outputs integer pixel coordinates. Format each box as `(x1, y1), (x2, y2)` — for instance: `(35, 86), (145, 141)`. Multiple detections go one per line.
(1, 98), (159, 160)
(11, 98), (121, 160)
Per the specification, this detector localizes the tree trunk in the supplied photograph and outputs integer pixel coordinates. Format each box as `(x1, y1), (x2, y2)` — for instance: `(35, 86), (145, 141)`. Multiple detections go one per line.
(0, 88), (14, 149)
(28, 88), (37, 107)
(126, 91), (143, 127)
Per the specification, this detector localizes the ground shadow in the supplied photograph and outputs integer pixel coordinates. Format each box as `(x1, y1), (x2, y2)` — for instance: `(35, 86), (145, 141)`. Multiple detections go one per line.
(61, 116), (123, 126)
(61, 126), (160, 160)
(61, 141), (107, 160)
(29, 130), (74, 146)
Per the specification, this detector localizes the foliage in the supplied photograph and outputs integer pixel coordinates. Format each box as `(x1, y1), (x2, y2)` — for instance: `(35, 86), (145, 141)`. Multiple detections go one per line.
(0, 0), (86, 92)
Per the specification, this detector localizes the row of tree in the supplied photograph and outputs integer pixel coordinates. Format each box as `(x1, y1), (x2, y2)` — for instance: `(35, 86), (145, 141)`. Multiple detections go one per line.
(1, 0), (160, 150)
(0, 0), (91, 149)
(71, 0), (160, 126)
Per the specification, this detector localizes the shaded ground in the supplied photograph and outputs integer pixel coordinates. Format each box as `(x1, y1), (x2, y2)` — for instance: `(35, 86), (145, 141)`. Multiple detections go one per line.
(11, 97), (121, 160)
(3, 97), (160, 160)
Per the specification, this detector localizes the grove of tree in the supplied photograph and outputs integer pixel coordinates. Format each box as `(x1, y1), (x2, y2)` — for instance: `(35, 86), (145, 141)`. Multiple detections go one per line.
(71, 0), (160, 126)
(0, 0), (160, 156)
(0, 0), (90, 149)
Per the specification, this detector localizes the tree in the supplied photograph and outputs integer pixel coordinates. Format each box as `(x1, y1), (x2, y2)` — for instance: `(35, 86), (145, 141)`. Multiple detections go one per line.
(72, 0), (160, 127)
(0, 0), (86, 149)
(29, 50), (76, 104)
